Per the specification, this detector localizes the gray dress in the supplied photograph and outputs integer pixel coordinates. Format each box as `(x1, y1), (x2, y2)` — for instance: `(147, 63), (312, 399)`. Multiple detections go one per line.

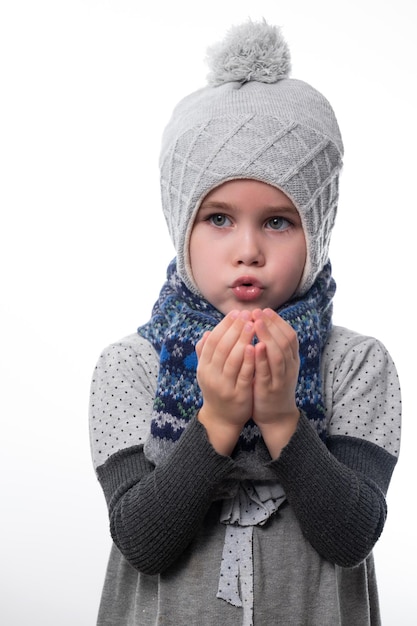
(89, 326), (401, 625)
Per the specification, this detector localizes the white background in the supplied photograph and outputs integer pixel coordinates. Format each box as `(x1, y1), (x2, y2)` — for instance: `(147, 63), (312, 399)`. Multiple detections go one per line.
(1, 1), (415, 624)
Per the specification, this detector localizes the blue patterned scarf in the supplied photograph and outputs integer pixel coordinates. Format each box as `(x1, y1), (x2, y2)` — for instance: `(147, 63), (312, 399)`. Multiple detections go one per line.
(138, 258), (335, 469)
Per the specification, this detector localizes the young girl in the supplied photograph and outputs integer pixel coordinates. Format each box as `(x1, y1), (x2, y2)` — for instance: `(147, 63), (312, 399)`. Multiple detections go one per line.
(89, 21), (401, 625)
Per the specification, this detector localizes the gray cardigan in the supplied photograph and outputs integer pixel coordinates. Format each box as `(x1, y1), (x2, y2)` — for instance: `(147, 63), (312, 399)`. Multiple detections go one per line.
(89, 326), (401, 625)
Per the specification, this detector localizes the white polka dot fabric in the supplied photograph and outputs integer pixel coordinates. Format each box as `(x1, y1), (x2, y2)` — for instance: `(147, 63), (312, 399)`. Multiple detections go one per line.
(89, 335), (159, 468)
(323, 327), (401, 457)
(217, 482), (286, 626)
(89, 326), (401, 470)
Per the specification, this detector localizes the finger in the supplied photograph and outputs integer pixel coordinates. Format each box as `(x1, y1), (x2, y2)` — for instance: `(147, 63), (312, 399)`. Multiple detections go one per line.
(197, 313), (255, 382)
(197, 310), (240, 363)
(221, 319), (255, 379)
(254, 320), (297, 383)
(237, 344), (256, 386)
(251, 308), (263, 321)
(195, 331), (211, 359)
(254, 341), (272, 382)
(255, 309), (299, 361)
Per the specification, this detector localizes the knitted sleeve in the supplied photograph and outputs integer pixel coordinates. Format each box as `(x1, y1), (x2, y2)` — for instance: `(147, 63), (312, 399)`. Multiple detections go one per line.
(89, 335), (235, 575)
(269, 327), (401, 567)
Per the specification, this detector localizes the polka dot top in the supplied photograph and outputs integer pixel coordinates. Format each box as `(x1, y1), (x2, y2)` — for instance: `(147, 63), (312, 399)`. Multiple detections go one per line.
(89, 326), (401, 469)
(322, 327), (401, 457)
(89, 335), (159, 467)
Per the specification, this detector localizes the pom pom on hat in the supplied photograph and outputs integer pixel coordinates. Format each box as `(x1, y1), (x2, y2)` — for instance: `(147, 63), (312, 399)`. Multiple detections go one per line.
(206, 19), (291, 86)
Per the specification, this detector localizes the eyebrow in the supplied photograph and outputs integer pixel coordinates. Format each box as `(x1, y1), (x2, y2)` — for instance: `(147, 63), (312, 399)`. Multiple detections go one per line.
(199, 200), (299, 216)
(199, 201), (232, 212)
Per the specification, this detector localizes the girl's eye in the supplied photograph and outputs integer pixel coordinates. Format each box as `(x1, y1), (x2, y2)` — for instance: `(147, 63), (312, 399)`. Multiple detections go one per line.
(266, 216), (291, 231)
(208, 214), (231, 227)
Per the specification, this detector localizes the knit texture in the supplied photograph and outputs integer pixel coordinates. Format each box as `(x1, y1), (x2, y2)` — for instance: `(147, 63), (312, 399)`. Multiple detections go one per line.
(90, 326), (401, 625)
(137, 258), (335, 469)
(206, 20), (291, 85)
(159, 21), (343, 296)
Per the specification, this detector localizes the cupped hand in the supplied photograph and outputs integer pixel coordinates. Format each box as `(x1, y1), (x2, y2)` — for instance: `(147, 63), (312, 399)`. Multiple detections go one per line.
(195, 310), (256, 454)
(251, 308), (300, 423)
(250, 309), (300, 456)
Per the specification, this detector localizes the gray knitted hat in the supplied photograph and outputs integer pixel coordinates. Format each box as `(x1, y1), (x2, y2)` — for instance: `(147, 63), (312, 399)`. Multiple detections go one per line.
(159, 20), (344, 296)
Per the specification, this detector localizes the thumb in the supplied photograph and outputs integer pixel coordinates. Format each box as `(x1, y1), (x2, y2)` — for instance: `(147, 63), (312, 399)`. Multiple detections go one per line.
(195, 331), (211, 359)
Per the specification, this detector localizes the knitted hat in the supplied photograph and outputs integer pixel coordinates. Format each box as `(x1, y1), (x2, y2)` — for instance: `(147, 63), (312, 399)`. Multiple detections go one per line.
(159, 20), (343, 296)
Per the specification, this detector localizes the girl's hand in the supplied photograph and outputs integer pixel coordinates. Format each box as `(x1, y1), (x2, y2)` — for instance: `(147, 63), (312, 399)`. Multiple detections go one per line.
(196, 310), (255, 455)
(252, 308), (300, 457)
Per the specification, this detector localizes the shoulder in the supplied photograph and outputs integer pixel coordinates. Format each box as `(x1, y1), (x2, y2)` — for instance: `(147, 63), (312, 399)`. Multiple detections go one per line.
(322, 325), (398, 383)
(89, 334), (160, 469)
(323, 324), (390, 357)
(92, 333), (159, 385)
(322, 326), (401, 458)
(96, 332), (159, 362)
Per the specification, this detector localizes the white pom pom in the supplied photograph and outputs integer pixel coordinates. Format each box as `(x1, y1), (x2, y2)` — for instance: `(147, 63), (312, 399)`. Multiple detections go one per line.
(206, 19), (291, 86)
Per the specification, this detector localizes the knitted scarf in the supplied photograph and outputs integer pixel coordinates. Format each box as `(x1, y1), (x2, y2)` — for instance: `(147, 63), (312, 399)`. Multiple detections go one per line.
(138, 258), (335, 469)
(138, 258), (335, 626)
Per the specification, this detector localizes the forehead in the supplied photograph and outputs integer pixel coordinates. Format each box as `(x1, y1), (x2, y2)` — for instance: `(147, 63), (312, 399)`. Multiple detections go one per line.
(203, 178), (293, 202)
(197, 179), (299, 219)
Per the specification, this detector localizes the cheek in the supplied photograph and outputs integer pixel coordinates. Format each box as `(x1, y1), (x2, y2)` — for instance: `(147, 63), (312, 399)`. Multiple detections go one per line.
(292, 238), (307, 286)
(293, 233), (307, 271)
(189, 229), (213, 285)
(189, 230), (201, 273)
(279, 235), (306, 286)
(297, 244), (307, 275)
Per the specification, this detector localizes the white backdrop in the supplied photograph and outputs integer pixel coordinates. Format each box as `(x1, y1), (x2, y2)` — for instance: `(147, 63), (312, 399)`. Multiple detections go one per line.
(1, 1), (415, 624)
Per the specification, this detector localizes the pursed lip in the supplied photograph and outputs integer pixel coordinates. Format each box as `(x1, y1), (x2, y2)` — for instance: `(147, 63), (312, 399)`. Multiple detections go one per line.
(231, 276), (264, 289)
(230, 276), (265, 302)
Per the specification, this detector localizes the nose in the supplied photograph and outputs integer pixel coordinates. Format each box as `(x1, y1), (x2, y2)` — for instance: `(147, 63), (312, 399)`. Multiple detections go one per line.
(233, 228), (265, 266)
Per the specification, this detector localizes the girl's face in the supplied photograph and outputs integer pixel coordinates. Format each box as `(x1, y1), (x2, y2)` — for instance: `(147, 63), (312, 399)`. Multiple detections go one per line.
(189, 179), (306, 315)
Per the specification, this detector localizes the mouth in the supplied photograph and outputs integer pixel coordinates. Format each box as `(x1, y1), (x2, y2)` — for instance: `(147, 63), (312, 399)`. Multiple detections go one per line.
(231, 276), (264, 302)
